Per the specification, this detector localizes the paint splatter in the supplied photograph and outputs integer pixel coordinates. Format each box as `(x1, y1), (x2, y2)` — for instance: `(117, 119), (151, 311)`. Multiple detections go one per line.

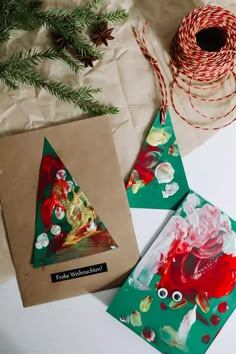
(140, 296), (153, 312)
(141, 327), (156, 342)
(218, 302), (228, 314)
(160, 302), (168, 310)
(201, 334), (210, 344)
(120, 316), (129, 324)
(196, 311), (210, 326)
(130, 311), (142, 327)
(210, 315), (220, 326)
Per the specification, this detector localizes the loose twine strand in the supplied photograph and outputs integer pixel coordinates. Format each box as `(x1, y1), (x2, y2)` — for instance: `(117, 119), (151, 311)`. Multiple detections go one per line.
(132, 5), (236, 130)
(132, 21), (168, 125)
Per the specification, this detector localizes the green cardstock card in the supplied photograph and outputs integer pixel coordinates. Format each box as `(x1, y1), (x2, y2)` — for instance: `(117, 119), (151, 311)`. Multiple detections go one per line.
(33, 138), (118, 268)
(107, 191), (236, 354)
(126, 109), (189, 209)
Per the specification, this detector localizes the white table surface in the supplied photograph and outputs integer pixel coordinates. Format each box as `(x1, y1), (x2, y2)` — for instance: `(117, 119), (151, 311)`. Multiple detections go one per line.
(1, 122), (236, 354)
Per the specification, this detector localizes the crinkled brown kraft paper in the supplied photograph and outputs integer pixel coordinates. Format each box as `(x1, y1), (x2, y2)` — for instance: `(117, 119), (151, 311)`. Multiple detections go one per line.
(0, 0), (236, 284)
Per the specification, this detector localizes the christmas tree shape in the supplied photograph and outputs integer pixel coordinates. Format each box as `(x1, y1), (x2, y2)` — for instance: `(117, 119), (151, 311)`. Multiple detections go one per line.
(126, 109), (189, 210)
(33, 138), (118, 268)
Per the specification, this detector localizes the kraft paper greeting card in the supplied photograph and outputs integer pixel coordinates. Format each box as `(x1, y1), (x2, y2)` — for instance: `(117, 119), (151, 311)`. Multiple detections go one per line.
(0, 116), (139, 307)
(126, 109), (189, 209)
(107, 191), (236, 354)
(33, 138), (117, 268)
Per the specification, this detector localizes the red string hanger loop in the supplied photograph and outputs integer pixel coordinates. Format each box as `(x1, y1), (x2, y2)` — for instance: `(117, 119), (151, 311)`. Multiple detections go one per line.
(170, 5), (236, 130)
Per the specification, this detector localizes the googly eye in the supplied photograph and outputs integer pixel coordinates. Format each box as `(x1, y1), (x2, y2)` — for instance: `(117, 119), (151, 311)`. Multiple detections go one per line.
(172, 291), (183, 302)
(157, 288), (168, 299)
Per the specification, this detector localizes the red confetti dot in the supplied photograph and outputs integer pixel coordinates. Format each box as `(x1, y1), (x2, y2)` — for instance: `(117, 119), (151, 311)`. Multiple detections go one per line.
(218, 302), (228, 314)
(160, 302), (168, 310)
(210, 315), (221, 326)
(202, 334), (210, 344)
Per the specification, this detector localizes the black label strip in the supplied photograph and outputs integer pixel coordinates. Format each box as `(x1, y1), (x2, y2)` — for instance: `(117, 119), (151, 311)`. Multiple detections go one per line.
(51, 262), (108, 283)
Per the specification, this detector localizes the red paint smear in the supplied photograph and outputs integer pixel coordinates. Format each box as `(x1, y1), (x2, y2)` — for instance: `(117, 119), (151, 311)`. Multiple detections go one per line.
(196, 311), (210, 326)
(201, 334), (210, 344)
(218, 301), (229, 314)
(210, 314), (221, 326)
(160, 302), (168, 310)
(37, 154), (64, 200)
(24, 273), (29, 276)
(41, 265), (45, 271)
(125, 145), (163, 189)
(169, 144), (174, 154)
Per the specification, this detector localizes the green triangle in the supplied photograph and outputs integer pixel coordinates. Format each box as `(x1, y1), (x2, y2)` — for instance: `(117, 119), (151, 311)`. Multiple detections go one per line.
(33, 138), (118, 268)
(126, 109), (189, 209)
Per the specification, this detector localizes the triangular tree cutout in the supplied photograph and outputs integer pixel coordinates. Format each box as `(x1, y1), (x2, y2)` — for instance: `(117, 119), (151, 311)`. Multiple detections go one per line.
(126, 109), (189, 209)
(33, 138), (118, 268)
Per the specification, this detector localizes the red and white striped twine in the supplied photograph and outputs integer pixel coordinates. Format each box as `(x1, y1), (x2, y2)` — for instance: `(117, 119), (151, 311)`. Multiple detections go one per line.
(132, 22), (168, 125)
(133, 5), (236, 130)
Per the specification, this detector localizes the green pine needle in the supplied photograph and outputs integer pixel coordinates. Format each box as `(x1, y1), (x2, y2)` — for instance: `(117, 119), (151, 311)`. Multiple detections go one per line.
(0, 30), (11, 45)
(88, 0), (106, 10)
(98, 10), (128, 23)
(2, 48), (85, 76)
(4, 48), (66, 68)
(0, 74), (18, 90)
(56, 51), (85, 74)
(80, 99), (119, 115)
(72, 33), (104, 60)
(78, 86), (102, 96)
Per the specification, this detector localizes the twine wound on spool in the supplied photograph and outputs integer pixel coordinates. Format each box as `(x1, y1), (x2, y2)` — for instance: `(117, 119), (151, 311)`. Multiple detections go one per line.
(133, 5), (236, 130)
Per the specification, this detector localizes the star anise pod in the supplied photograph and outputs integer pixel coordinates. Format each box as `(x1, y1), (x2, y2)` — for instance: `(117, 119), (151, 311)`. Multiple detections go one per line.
(90, 22), (114, 47)
(67, 45), (96, 68)
(75, 55), (97, 68)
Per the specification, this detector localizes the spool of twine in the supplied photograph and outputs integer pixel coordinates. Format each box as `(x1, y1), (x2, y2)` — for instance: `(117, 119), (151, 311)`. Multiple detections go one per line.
(133, 5), (236, 130)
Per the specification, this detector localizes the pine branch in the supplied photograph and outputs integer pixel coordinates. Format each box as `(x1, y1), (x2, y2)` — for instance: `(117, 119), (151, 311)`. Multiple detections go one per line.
(42, 13), (84, 39)
(72, 0), (105, 13)
(98, 10), (128, 23)
(40, 8), (95, 31)
(3, 48), (67, 68)
(1, 48), (84, 76)
(73, 33), (104, 59)
(2, 68), (116, 114)
(0, 30), (11, 45)
(58, 51), (85, 74)
(80, 100), (119, 115)
(0, 73), (18, 90)
(88, 0), (106, 10)
(0, 0), (124, 116)
(78, 86), (102, 96)
(0, 1), (44, 32)
(43, 8), (75, 19)
(72, 9), (100, 28)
